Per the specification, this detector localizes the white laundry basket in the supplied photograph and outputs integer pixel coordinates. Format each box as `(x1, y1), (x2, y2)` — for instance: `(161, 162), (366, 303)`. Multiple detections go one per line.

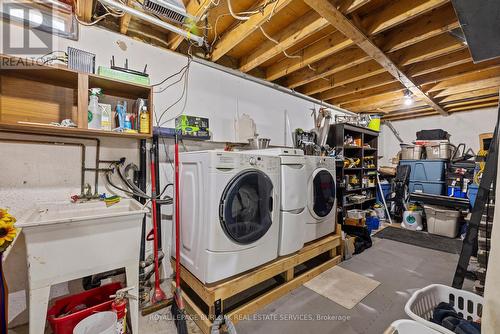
(404, 284), (483, 334)
(384, 320), (440, 334)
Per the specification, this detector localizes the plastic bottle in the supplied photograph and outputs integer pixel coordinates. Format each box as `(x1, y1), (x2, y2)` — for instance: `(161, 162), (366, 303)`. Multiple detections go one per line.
(100, 103), (112, 131)
(87, 88), (102, 130)
(139, 106), (150, 134)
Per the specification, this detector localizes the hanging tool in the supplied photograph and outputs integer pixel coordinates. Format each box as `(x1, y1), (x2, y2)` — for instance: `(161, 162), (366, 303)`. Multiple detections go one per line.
(383, 120), (404, 144)
(172, 132), (189, 334)
(150, 147), (167, 304)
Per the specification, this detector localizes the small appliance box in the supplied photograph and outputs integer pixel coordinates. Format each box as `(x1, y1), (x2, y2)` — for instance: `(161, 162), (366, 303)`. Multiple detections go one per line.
(175, 115), (210, 137)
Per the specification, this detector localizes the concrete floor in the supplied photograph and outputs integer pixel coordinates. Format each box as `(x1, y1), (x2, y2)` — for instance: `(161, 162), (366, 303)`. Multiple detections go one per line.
(10, 238), (464, 334)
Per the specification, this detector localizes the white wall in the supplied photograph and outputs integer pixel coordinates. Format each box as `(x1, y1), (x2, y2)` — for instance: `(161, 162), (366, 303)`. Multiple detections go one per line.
(379, 107), (499, 166)
(1, 22), (347, 327)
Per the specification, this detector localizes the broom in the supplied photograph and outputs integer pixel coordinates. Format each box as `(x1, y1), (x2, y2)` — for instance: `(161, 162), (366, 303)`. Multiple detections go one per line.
(171, 133), (189, 334)
(150, 148), (167, 304)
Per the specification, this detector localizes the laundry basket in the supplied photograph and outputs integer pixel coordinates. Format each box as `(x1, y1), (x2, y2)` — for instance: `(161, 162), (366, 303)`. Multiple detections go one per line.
(383, 320), (440, 334)
(404, 284), (483, 334)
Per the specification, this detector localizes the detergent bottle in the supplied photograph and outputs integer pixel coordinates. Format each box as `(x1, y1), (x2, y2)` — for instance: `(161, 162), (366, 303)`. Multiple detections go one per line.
(88, 88), (102, 130)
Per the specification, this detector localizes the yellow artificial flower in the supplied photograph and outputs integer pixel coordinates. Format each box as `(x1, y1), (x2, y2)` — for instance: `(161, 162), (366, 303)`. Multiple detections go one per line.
(0, 208), (16, 225)
(0, 220), (17, 247)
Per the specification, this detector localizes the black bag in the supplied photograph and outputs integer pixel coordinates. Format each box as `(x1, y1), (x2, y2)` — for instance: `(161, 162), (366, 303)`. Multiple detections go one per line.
(416, 129), (449, 140)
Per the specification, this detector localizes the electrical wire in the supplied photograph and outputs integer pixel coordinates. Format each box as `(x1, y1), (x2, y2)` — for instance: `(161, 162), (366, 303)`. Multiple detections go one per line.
(73, 0), (125, 26)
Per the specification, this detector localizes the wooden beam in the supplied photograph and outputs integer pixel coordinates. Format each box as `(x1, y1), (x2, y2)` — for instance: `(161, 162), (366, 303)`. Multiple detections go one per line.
(319, 72), (397, 100)
(300, 60), (386, 95)
(239, 11), (329, 73)
(386, 111), (439, 121)
(379, 3), (459, 53)
(336, 0), (371, 13)
(447, 101), (499, 113)
(390, 33), (466, 67)
(439, 88), (500, 103)
(211, 0), (293, 61)
(119, 0), (133, 34)
(416, 63), (500, 87)
(332, 82), (404, 104)
(303, 0), (448, 115)
(363, 0), (448, 35)
(443, 96), (499, 109)
(434, 77), (500, 97)
(286, 47), (369, 88)
(266, 31), (353, 81)
(169, 0), (212, 50)
(77, 0), (93, 22)
(428, 67), (500, 92)
(405, 49), (471, 77)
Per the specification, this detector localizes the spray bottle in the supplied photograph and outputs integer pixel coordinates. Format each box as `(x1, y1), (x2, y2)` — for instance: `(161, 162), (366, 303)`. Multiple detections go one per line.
(88, 88), (102, 130)
(110, 286), (136, 334)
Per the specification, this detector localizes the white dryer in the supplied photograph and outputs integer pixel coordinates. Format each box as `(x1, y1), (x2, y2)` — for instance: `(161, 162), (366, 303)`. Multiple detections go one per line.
(245, 148), (307, 256)
(304, 156), (337, 243)
(173, 150), (281, 284)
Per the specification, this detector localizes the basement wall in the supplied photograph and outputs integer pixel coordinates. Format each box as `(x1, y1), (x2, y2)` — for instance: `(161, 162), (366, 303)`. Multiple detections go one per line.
(378, 107), (499, 166)
(0, 23), (347, 327)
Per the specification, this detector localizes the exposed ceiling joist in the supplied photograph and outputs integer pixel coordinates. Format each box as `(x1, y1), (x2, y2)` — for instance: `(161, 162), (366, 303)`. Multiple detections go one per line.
(363, 0), (448, 35)
(428, 67), (500, 92)
(238, 11), (329, 73)
(379, 4), (460, 53)
(266, 31), (353, 81)
(286, 47), (370, 88)
(405, 49), (471, 77)
(337, 0), (372, 13)
(77, 0), (94, 22)
(319, 72), (397, 100)
(301, 60), (386, 95)
(211, 0), (293, 61)
(304, 0), (448, 115)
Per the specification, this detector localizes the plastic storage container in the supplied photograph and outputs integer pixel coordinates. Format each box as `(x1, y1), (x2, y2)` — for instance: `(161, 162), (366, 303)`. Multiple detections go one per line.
(47, 282), (122, 334)
(424, 205), (460, 238)
(377, 183), (391, 202)
(468, 184), (479, 207)
(399, 160), (446, 182)
(385, 320), (440, 334)
(400, 144), (423, 160)
(409, 181), (446, 195)
(347, 209), (365, 219)
(366, 216), (380, 233)
(405, 284), (483, 334)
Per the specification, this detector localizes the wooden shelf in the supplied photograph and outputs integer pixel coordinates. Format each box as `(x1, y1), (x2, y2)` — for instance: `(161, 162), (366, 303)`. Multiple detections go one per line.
(0, 54), (153, 139)
(0, 122), (151, 139)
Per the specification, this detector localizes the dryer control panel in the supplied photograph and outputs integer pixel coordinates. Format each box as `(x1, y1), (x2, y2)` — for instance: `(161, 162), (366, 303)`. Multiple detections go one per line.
(213, 152), (280, 172)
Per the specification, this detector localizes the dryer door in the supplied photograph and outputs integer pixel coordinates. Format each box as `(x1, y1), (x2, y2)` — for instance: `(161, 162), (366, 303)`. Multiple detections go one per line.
(310, 168), (336, 219)
(219, 170), (274, 245)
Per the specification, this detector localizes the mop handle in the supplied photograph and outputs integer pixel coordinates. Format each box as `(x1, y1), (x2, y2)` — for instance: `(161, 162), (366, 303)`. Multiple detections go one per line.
(150, 151), (161, 290)
(174, 135), (181, 288)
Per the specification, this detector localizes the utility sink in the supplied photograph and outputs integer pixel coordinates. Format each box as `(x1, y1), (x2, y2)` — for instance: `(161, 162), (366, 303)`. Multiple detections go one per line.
(18, 198), (146, 334)
(18, 198), (146, 228)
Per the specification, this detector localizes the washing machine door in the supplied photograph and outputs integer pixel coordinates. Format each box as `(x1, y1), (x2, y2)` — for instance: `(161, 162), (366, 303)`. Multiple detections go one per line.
(219, 170), (274, 244)
(309, 168), (336, 219)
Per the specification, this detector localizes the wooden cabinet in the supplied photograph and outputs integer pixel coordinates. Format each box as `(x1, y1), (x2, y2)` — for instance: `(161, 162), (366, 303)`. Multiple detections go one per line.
(0, 55), (153, 139)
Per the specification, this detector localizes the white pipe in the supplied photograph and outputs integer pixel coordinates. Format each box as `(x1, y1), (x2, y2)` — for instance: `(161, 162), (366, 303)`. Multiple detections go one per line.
(98, 0), (205, 46)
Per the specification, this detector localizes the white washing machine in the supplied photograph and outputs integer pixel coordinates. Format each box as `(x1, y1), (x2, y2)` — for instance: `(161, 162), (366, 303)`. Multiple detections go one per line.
(172, 150), (281, 284)
(304, 156), (337, 243)
(245, 148), (307, 256)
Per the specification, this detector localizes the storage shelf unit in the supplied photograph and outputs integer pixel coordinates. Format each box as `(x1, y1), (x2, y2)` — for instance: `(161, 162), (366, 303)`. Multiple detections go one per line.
(328, 123), (379, 217)
(0, 54), (153, 139)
